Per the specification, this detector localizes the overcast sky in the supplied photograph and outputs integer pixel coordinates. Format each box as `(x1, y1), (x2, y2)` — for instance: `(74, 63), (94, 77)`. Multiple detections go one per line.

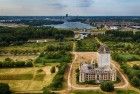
(0, 0), (140, 16)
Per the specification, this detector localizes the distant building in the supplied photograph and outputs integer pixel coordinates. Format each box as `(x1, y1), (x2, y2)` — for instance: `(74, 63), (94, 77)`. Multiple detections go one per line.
(66, 14), (68, 18)
(74, 29), (91, 40)
(110, 26), (118, 30)
(79, 45), (116, 83)
(131, 26), (140, 30)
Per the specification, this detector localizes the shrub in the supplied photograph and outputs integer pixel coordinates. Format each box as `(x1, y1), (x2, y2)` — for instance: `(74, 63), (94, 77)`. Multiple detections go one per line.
(131, 76), (140, 87)
(0, 83), (11, 94)
(50, 66), (56, 74)
(37, 69), (43, 73)
(36, 51), (72, 64)
(133, 64), (140, 70)
(0, 59), (33, 68)
(48, 63), (67, 90)
(100, 81), (114, 92)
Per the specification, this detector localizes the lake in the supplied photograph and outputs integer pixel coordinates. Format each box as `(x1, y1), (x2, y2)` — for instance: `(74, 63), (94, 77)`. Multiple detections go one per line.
(45, 22), (95, 29)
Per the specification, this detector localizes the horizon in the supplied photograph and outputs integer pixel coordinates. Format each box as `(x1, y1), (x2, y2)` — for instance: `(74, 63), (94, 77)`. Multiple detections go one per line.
(0, 15), (140, 17)
(0, 0), (140, 16)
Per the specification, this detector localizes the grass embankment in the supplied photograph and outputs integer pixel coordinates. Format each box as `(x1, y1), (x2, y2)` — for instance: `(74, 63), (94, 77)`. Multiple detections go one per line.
(71, 90), (139, 94)
(0, 67), (55, 91)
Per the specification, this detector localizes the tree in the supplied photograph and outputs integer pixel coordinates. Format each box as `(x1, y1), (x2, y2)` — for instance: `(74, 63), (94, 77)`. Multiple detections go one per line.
(43, 88), (54, 94)
(54, 34), (64, 41)
(100, 81), (114, 92)
(131, 76), (140, 87)
(133, 64), (140, 70)
(0, 83), (11, 94)
(50, 66), (56, 74)
(100, 24), (105, 29)
(5, 58), (13, 62)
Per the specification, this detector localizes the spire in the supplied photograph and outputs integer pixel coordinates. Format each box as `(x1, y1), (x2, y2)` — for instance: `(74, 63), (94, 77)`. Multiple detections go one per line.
(98, 44), (110, 54)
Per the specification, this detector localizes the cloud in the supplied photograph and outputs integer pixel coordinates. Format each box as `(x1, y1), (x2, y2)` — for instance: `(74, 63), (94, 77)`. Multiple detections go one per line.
(48, 3), (66, 8)
(73, 0), (94, 7)
(0, 0), (139, 16)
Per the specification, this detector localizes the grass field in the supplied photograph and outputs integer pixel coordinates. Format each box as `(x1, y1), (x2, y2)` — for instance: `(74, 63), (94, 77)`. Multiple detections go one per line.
(0, 55), (37, 61)
(116, 90), (139, 94)
(71, 90), (104, 94)
(127, 61), (140, 67)
(71, 90), (139, 94)
(0, 41), (73, 53)
(0, 42), (49, 51)
(0, 66), (57, 91)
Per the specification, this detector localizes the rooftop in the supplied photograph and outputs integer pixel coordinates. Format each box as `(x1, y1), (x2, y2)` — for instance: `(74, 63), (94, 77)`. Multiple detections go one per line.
(80, 63), (113, 74)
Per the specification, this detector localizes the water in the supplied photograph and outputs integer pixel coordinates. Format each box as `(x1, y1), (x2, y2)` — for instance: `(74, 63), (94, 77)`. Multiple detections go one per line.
(45, 22), (95, 29)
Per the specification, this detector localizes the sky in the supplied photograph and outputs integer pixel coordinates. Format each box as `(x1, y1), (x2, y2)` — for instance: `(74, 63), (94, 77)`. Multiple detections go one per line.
(0, 0), (140, 16)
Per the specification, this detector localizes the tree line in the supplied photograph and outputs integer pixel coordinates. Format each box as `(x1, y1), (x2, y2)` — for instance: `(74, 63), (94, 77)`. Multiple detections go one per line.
(100, 30), (140, 42)
(0, 58), (33, 68)
(2, 19), (64, 26)
(0, 26), (74, 46)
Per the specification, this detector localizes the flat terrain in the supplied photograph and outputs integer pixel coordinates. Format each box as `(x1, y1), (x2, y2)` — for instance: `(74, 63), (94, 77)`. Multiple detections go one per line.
(71, 90), (139, 94)
(127, 61), (140, 67)
(71, 52), (97, 88)
(0, 55), (37, 61)
(0, 66), (57, 91)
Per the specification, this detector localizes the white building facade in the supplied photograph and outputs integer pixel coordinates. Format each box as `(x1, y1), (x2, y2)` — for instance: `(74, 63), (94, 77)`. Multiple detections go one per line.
(79, 45), (116, 83)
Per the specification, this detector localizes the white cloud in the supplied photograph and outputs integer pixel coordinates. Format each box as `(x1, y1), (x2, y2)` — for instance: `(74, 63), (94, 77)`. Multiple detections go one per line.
(0, 0), (139, 16)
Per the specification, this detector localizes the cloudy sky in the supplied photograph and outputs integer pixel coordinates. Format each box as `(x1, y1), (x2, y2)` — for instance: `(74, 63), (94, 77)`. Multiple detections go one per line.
(0, 0), (140, 16)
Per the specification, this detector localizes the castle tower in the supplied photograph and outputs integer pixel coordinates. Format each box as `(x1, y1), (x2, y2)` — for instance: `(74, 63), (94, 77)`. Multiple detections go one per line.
(98, 45), (110, 68)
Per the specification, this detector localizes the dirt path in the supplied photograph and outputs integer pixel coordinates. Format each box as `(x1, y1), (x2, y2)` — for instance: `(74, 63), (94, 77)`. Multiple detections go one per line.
(68, 37), (131, 90)
(26, 56), (38, 90)
(96, 37), (130, 89)
(67, 52), (130, 90)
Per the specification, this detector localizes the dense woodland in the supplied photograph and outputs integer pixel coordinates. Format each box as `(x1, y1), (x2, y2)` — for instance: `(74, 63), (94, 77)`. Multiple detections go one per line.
(3, 20), (64, 26)
(0, 26), (74, 46)
(102, 30), (140, 42)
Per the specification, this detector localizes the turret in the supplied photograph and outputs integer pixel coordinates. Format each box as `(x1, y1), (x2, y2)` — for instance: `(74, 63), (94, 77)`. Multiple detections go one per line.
(98, 45), (110, 68)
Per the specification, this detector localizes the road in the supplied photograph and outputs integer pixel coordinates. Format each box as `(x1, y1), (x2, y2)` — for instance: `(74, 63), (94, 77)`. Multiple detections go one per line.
(67, 52), (130, 90)
(68, 38), (130, 90)
(95, 37), (130, 88)
(14, 90), (43, 94)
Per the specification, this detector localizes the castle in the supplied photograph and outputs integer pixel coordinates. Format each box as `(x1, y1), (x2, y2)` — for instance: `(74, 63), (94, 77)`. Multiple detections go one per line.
(79, 45), (116, 83)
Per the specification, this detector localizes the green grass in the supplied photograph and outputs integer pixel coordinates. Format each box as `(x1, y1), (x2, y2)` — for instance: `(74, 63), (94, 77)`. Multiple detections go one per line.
(71, 90), (139, 94)
(34, 74), (45, 81)
(76, 37), (99, 52)
(103, 41), (140, 55)
(71, 91), (104, 94)
(35, 51), (72, 65)
(0, 74), (33, 80)
(0, 41), (73, 55)
(116, 90), (139, 94)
